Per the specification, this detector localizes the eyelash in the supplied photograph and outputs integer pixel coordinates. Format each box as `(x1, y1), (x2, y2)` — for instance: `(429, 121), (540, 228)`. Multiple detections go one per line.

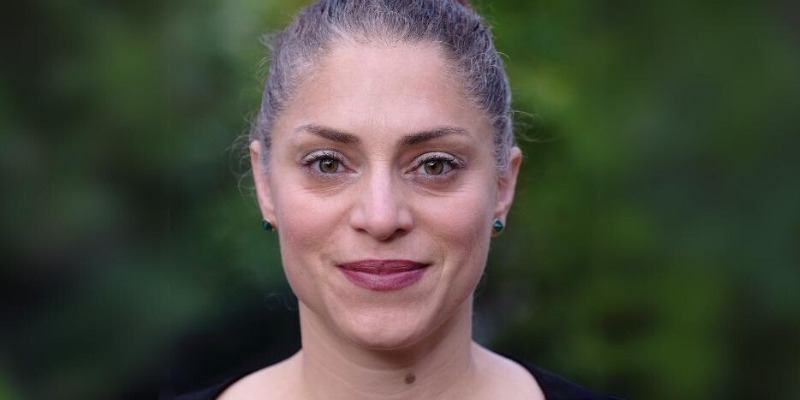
(301, 150), (349, 176)
(411, 152), (463, 177)
(300, 150), (464, 179)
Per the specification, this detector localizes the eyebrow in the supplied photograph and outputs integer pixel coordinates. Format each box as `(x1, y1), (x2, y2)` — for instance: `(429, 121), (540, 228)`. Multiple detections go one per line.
(294, 124), (468, 146)
(295, 124), (362, 145)
(400, 127), (468, 146)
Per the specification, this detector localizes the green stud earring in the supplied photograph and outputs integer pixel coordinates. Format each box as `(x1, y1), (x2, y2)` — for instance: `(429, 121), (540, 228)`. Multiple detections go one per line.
(261, 220), (273, 232)
(492, 219), (505, 234)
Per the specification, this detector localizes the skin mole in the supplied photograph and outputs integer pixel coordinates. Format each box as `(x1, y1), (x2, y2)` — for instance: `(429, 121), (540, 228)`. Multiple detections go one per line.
(404, 373), (416, 384)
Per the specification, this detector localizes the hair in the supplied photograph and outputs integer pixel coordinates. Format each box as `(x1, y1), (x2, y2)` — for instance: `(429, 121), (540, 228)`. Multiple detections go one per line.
(251, 0), (515, 173)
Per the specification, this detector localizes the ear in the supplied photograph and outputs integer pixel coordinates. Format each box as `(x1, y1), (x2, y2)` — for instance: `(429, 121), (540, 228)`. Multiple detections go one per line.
(250, 140), (277, 227)
(493, 146), (522, 226)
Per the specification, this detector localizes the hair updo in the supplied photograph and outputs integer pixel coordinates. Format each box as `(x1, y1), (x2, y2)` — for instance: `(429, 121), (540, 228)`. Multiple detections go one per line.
(252, 0), (514, 173)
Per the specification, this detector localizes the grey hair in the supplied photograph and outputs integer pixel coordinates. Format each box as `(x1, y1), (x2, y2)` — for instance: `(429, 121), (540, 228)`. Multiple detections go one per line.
(252, 0), (515, 173)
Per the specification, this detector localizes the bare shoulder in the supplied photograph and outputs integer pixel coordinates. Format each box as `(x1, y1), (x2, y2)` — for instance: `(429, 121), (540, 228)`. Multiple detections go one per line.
(473, 344), (546, 400)
(217, 352), (302, 400)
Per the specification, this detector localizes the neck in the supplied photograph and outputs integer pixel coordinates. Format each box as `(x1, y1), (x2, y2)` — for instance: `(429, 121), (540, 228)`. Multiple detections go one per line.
(295, 298), (478, 400)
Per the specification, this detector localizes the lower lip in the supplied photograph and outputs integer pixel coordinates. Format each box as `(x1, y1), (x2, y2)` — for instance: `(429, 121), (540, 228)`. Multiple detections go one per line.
(338, 268), (427, 291)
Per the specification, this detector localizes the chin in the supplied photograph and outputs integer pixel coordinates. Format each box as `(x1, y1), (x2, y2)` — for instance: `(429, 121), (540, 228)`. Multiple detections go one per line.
(339, 309), (432, 351)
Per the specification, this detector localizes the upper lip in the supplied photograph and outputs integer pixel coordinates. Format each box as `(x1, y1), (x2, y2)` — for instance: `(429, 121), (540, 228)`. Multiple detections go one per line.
(337, 260), (429, 274)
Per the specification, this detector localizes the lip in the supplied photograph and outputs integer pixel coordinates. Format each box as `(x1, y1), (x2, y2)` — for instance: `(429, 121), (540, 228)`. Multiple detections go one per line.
(337, 260), (429, 291)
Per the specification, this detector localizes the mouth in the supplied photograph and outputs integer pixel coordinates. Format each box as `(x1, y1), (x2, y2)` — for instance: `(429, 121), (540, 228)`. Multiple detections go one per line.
(336, 260), (429, 291)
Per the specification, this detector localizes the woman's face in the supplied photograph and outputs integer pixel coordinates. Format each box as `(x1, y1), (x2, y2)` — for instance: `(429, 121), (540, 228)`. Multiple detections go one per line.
(252, 41), (521, 349)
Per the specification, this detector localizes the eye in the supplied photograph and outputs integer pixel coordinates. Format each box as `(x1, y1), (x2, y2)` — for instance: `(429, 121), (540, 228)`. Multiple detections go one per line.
(317, 157), (341, 173)
(413, 153), (461, 177)
(302, 150), (348, 175)
(422, 159), (448, 175)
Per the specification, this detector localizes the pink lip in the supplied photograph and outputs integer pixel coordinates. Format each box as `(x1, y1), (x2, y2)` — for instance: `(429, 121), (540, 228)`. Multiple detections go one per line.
(337, 260), (429, 291)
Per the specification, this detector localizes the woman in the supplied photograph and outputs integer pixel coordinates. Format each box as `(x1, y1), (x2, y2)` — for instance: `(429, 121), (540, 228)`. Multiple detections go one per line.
(179, 0), (623, 399)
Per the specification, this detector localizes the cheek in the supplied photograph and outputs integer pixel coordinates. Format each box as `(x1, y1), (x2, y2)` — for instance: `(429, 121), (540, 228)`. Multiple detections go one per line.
(272, 180), (344, 251)
(416, 186), (495, 281)
(432, 206), (493, 314)
(434, 206), (490, 253)
(433, 181), (495, 243)
(271, 182), (345, 293)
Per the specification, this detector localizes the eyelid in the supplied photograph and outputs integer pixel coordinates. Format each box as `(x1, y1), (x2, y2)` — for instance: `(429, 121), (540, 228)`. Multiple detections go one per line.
(301, 149), (353, 176)
(413, 152), (462, 166)
(301, 149), (345, 165)
(409, 152), (464, 175)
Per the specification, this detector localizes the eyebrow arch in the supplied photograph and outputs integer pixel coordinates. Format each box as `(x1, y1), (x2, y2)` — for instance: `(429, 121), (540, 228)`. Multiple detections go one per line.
(295, 124), (362, 145)
(400, 126), (468, 146)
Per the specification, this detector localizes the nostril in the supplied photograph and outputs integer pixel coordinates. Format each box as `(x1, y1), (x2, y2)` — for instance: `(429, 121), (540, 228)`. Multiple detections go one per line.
(351, 201), (412, 241)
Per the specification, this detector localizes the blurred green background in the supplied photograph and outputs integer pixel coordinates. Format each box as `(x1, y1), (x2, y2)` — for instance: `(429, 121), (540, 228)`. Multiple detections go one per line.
(1, 0), (798, 399)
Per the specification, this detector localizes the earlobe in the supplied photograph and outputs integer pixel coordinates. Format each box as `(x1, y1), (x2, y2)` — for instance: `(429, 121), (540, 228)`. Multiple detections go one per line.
(493, 146), (522, 223)
(250, 140), (277, 226)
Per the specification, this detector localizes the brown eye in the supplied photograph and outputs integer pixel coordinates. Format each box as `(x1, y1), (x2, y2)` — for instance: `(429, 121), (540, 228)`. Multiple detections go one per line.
(414, 154), (459, 177)
(318, 157), (340, 173)
(423, 160), (445, 175)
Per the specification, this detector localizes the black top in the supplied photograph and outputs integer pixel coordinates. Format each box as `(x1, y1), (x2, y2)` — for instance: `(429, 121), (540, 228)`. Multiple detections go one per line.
(174, 358), (625, 400)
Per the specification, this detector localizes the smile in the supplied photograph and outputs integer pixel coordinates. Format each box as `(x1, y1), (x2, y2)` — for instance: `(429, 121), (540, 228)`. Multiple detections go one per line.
(337, 260), (429, 291)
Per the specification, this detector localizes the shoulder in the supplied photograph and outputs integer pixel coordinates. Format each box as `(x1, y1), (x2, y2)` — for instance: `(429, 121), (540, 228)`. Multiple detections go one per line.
(174, 353), (300, 400)
(497, 352), (627, 400)
(473, 346), (545, 400)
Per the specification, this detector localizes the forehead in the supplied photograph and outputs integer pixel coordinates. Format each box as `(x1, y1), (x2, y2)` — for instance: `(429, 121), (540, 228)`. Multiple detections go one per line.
(273, 41), (491, 141)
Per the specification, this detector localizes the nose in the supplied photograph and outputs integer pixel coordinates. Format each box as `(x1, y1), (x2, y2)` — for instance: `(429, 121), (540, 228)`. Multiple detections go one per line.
(349, 167), (413, 241)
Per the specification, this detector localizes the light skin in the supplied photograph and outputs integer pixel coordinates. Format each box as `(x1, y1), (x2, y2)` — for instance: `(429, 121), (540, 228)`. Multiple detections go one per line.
(220, 40), (541, 400)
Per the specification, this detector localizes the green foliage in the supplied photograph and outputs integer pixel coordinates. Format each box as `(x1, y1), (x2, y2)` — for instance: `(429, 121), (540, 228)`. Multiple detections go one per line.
(1, 0), (798, 399)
